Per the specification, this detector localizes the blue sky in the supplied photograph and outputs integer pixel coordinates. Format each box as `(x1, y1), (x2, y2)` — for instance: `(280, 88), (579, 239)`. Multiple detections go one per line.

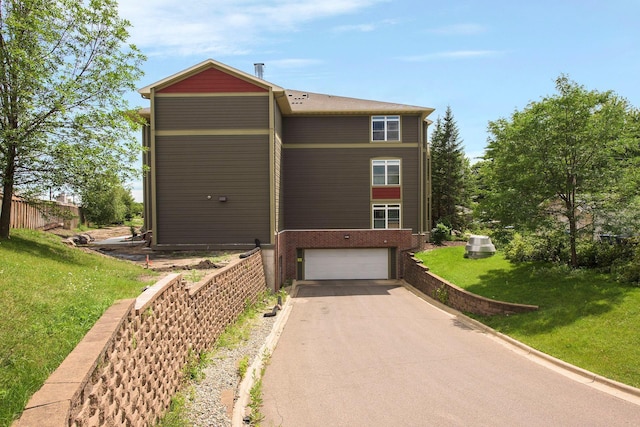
(118, 0), (640, 200)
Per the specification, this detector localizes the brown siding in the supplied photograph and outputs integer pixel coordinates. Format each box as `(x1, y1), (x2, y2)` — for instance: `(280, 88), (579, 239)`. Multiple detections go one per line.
(142, 124), (152, 232)
(155, 135), (270, 245)
(284, 115), (421, 144)
(283, 147), (419, 231)
(283, 116), (370, 144)
(402, 115), (420, 142)
(154, 96), (269, 130)
(402, 152), (419, 232)
(274, 104), (285, 232)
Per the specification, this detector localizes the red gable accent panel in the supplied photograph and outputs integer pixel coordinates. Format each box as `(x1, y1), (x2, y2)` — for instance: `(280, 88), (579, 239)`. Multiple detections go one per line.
(158, 67), (268, 93)
(372, 187), (401, 200)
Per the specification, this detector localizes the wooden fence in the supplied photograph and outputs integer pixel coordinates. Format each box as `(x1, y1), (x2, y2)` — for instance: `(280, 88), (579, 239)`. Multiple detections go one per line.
(0, 194), (81, 230)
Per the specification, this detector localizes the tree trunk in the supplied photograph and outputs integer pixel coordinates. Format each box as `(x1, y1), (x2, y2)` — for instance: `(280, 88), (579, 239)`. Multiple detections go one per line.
(566, 181), (578, 268)
(0, 143), (17, 239)
(568, 211), (578, 268)
(0, 178), (13, 239)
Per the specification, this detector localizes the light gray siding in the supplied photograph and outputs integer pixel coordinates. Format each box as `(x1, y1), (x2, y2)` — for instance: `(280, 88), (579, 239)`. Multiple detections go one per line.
(154, 96), (269, 130)
(155, 135), (270, 245)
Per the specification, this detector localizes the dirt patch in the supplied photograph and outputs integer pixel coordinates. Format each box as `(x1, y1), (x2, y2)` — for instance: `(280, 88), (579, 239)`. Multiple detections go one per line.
(48, 225), (243, 279)
(49, 225), (134, 241)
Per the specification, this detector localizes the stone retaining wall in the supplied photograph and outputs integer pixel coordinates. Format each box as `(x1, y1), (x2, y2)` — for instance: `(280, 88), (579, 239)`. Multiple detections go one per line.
(14, 250), (267, 427)
(403, 253), (538, 316)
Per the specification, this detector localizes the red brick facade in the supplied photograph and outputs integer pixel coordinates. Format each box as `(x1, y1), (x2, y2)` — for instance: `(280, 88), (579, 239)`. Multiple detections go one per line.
(276, 229), (418, 282)
(403, 253), (538, 316)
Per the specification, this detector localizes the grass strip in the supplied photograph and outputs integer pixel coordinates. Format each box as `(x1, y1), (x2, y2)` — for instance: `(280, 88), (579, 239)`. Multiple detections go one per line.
(0, 228), (158, 426)
(416, 246), (640, 388)
(157, 291), (280, 426)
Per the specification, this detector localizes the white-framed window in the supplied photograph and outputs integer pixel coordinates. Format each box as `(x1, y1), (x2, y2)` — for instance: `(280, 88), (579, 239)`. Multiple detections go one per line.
(372, 115), (400, 141)
(372, 159), (400, 186)
(373, 204), (401, 229)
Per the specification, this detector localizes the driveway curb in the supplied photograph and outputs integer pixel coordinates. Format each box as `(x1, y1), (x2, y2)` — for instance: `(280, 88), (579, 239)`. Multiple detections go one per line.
(402, 280), (640, 406)
(232, 284), (297, 426)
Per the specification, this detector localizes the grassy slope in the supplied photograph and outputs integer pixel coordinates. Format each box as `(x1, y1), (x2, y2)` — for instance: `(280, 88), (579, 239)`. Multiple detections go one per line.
(416, 246), (640, 388)
(0, 229), (157, 426)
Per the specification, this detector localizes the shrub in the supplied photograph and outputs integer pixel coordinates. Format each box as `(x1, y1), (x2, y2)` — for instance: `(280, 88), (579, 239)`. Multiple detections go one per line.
(503, 230), (569, 263)
(615, 260), (640, 285)
(577, 239), (635, 271)
(487, 227), (515, 248)
(503, 232), (535, 261)
(535, 230), (569, 263)
(431, 222), (450, 245)
(611, 238), (640, 285)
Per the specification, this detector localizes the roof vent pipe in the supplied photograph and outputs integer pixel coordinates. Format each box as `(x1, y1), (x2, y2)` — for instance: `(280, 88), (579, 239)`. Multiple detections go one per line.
(254, 63), (265, 79)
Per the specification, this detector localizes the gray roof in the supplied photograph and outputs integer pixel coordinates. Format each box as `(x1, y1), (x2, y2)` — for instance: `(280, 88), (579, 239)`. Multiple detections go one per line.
(138, 59), (434, 120)
(279, 89), (434, 117)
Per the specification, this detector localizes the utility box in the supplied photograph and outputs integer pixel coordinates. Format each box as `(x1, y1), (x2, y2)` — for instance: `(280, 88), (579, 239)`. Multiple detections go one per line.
(465, 235), (496, 259)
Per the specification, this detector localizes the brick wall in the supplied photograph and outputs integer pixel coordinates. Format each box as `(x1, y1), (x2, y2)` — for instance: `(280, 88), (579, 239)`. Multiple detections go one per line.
(403, 253), (538, 316)
(14, 251), (268, 427)
(278, 229), (416, 280)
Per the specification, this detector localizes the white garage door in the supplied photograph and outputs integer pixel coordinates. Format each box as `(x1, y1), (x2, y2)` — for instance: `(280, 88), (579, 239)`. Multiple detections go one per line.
(304, 248), (389, 280)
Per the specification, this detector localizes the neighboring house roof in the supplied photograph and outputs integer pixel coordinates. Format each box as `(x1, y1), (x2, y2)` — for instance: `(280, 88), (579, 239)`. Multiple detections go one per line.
(138, 107), (150, 119)
(138, 58), (434, 120)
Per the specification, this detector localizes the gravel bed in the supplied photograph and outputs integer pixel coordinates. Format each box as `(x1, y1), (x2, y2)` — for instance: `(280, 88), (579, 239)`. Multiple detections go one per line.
(186, 310), (278, 427)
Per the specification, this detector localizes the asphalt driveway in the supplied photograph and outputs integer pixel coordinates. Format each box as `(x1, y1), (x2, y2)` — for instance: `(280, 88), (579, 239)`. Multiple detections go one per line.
(261, 280), (640, 426)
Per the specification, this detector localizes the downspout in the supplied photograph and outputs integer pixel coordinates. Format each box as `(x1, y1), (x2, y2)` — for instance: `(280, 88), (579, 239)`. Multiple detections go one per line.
(423, 116), (433, 239)
(150, 87), (158, 247)
(268, 88), (276, 246)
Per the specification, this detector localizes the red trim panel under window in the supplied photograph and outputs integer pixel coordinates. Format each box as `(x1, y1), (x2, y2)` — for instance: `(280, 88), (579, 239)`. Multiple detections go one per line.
(158, 68), (268, 93)
(372, 187), (401, 200)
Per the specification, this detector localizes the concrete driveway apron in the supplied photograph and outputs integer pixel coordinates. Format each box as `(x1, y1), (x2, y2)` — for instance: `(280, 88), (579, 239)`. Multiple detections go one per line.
(261, 280), (640, 426)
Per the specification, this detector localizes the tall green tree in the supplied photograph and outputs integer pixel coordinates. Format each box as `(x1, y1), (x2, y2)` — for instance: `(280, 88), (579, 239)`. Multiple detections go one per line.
(481, 75), (638, 267)
(80, 172), (132, 225)
(430, 105), (470, 230)
(0, 0), (145, 238)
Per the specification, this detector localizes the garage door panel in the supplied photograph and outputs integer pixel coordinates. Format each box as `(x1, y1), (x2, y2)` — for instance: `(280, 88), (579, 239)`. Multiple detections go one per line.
(305, 249), (389, 280)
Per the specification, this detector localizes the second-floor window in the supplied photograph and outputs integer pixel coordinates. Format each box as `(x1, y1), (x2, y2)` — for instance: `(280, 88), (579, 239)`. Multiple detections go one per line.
(372, 159), (400, 185)
(373, 204), (401, 229)
(372, 115), (400, 141)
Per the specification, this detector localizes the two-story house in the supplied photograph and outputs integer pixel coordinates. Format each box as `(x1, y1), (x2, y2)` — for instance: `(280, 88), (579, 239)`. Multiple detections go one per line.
(138, 59), (434, 289)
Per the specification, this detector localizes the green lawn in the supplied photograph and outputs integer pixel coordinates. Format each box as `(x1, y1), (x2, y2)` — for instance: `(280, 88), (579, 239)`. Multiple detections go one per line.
(416, 246), (640, 388)
(0, 229), (157, 426)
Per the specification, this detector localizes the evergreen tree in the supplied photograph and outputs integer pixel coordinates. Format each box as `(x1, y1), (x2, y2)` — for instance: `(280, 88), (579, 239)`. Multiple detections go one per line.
(430, 106), (469, 230)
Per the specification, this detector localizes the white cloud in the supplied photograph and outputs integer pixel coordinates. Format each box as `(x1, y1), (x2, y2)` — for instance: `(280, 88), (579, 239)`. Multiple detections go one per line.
(427, 23), (487, 36)
(117, 0), (387, 57)
(400, 50), (504, 62)
(332, 23), (377, 33)
(331, 18), (397, 33)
